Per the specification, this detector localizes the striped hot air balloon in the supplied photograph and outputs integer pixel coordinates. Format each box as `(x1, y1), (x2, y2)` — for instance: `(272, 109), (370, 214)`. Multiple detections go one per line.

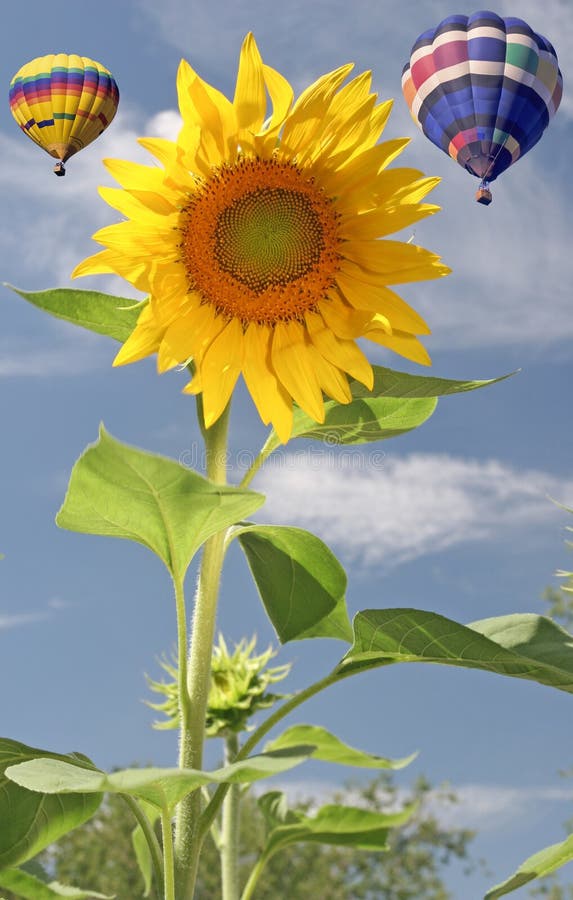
(9, 54), (119, 176)
(402, 11), (563, 204)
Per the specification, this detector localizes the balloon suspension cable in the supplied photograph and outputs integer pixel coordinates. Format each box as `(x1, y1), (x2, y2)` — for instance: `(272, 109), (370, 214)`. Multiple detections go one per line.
(53, 161), (66, 177)
(475, 179), (492, 206)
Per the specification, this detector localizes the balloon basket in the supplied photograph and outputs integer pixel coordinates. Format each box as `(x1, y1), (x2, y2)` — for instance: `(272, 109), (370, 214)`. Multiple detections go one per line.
(475, 186), (492, 205)
(53, 162), (66, 177)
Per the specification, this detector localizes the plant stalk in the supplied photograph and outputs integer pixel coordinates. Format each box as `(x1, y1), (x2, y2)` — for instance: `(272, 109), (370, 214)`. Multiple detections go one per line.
(161, 806), (176, 900)
(174, 401), (231, 899)
(221, 733), (241, 900)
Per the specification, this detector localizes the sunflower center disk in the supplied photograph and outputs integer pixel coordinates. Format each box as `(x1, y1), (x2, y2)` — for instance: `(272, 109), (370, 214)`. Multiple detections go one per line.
(215, 187), (323, 292)
(181, 159), (341, 325)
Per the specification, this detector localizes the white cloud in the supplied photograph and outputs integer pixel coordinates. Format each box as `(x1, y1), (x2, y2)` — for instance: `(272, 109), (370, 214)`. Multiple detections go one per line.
(0, 611), (50, 630)
(255, 452), (573, 568)
(273, 776), (573, 832)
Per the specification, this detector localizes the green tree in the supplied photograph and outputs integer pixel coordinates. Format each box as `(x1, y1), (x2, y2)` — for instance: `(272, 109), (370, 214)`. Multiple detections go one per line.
(8, 774), (474, 900)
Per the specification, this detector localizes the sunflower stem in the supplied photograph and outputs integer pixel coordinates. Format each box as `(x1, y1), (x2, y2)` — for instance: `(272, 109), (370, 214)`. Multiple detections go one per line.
(174, 401), (231, 900)
(221, 733), (241, 900)
(161, 805), (176, 900)
(238, 431), (277, 489)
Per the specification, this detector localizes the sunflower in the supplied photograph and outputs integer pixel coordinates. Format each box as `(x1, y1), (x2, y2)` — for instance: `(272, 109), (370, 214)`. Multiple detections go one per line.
(73, 34), (449, 443)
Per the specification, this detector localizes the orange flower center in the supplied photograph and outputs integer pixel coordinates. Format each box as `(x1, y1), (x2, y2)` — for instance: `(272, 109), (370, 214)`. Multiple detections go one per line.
(180, 157), (341, 324)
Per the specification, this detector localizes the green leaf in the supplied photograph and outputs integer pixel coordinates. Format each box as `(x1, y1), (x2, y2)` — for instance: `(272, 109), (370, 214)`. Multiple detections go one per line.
(236, 525), (351, 643)
(264, 725), (416, 770)
(351, 366), (512, 400)
(0, 738), (101, 868)
(6, 746), (316, 811)
(257, 791), (299, 831)
(0, 868), (113, 899)
(6, 285), (142, 343)
(131, 803), (160, 898)
(338, 610), (573, 694)
(245, 798), (416, 897)
(271, 365), (510, 447)
(290, 394), (437, 445)
(56, 426), (265, 581)
(484, 833), (573, 898)
(261, 802), (415, 860)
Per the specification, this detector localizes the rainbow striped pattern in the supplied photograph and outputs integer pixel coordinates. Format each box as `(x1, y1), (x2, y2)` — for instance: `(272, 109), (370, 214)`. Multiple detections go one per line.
(402, 11), (562, 183)
(9, 54), (119, 163)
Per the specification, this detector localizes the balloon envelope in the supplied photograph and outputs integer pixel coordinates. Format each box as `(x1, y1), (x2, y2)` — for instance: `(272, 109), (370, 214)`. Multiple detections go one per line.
(9, 54), (119, 167)
(402, 11), (562, 188)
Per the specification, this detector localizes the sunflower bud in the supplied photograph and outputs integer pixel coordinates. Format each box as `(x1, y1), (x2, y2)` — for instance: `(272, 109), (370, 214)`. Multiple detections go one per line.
(146, 635), (290, 737)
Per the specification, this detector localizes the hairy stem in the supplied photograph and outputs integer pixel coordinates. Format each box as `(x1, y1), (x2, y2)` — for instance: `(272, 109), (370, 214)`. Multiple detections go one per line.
(174, 402), (230, 899)
(161, 805), (176, 900)
(221, 733), (241, 900)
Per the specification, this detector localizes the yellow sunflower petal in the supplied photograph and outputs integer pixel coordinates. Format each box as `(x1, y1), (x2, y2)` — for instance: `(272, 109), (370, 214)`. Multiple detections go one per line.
(271, 320), (324, 423)
(159, 301), (226, 367)
(335, 269), (430, 335)
(307, 310), (373, 389)
(341, 240), (450, 284)
(177, 59), (235, 164)
(280, 64), (353, 155)
(321, 294), (381, 339)
(234, 33), (266, 134)
(242, 323), (293, 440)
(339, 201), (440, 240)
(199, 318), (244, 427)
(366, 329), (431, 366)
(71, 248), (150, 291)
(306, 345), (352, 404)
(261, 64), (293, 131)
(92, 220), (180, 256)
(98, 186), (174, 222)
(102, 158), (181, 202)
(114, 321), (163, 367)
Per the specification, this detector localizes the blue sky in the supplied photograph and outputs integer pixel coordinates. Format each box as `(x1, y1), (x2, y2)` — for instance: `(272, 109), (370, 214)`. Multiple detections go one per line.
(1, 0), (572, 896)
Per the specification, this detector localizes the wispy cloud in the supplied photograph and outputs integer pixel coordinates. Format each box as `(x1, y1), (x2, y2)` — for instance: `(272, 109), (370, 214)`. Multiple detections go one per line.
(255, 453), (573, 569)
(273, 776), (573, 832)
(0, 611), (50, 630)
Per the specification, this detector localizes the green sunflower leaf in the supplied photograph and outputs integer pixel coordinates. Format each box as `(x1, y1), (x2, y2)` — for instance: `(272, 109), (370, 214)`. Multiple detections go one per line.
(56, 426), (265, 581)
(279, 366), (511, 446)
(484, 833), (573, 898)
(243, 801), (416, 896)
(290, 394), (437, 445)
(337, 609), (573, 694)
(0, 868), (113, 899)
(264, 725), (416, 770)
(236, 525), (351, 643)
(0, 738), (102, 868)
(263, 801), (415, 854)
(5, 286), (142, 343)
(6, 746), (316, 811)
(352, 366), (513, 399)
(131, 803), (161, 898)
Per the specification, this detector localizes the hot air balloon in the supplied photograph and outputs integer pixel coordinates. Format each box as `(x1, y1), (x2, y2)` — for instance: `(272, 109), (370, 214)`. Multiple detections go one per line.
(402, 11), (562, 204)
(9, 54), (119, 176)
